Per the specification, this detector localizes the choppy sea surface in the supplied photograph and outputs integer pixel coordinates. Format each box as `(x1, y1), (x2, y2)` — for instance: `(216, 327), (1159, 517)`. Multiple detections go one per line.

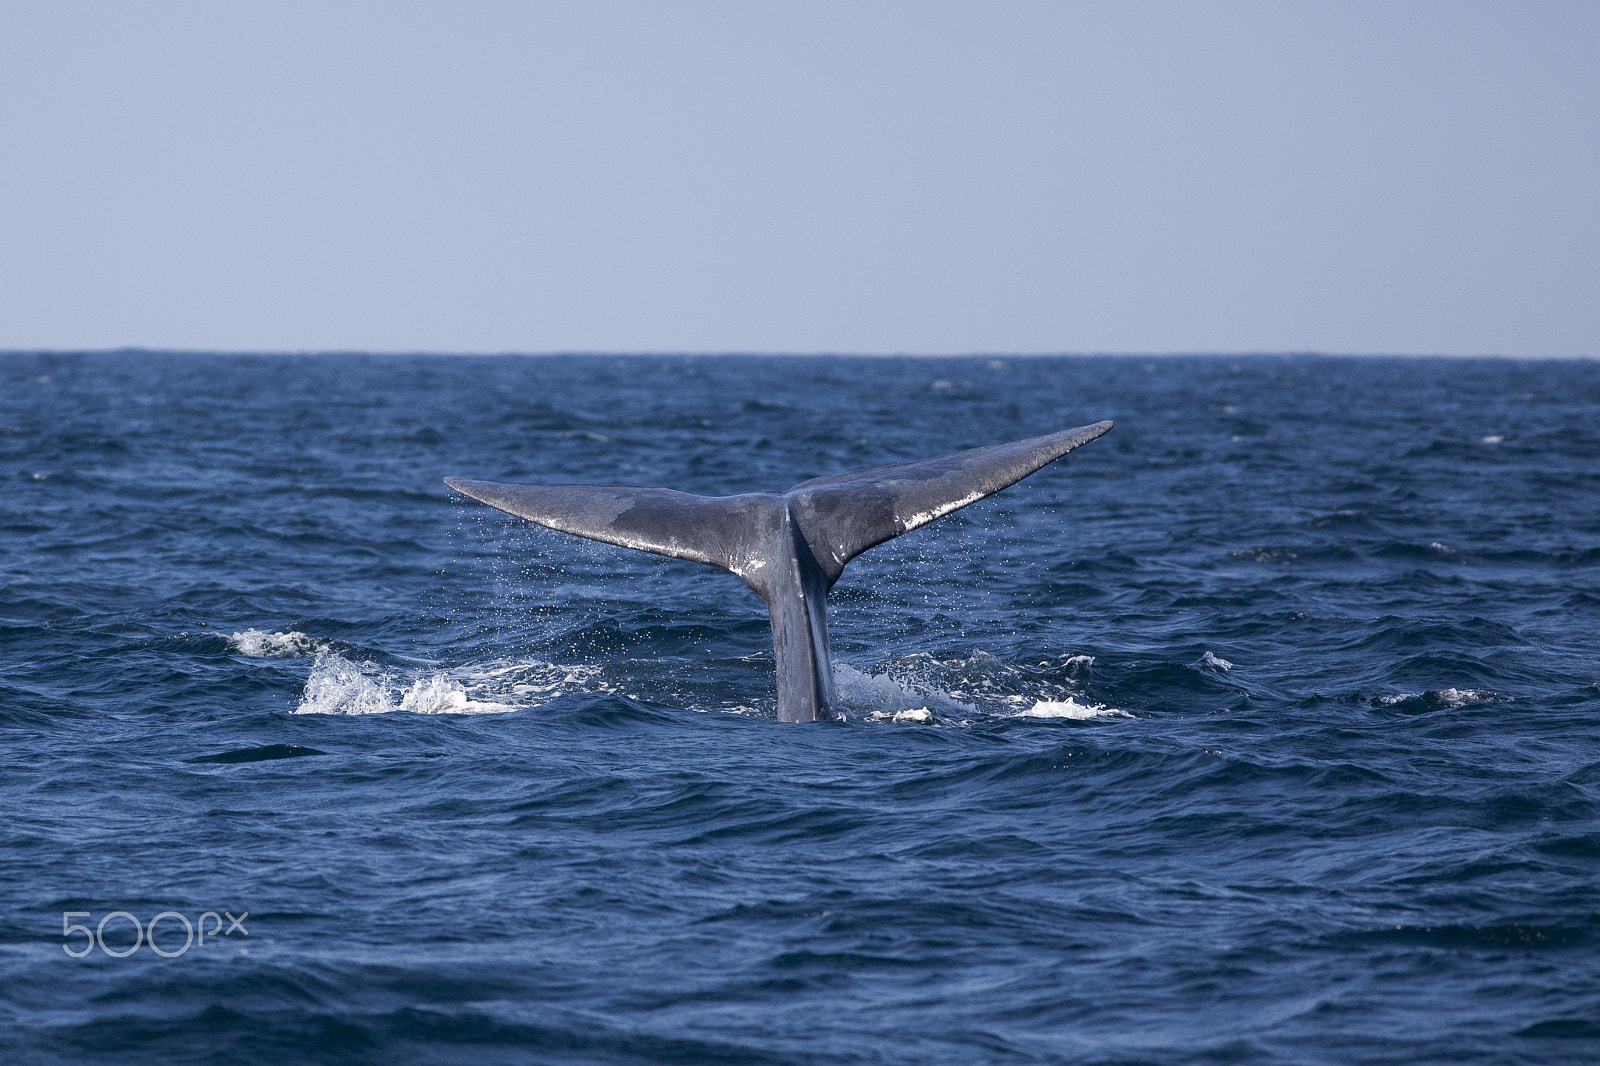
(2, 352), (1599, 1064)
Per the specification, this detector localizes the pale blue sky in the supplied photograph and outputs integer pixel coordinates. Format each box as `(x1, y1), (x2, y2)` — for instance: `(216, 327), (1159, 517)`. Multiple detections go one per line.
(2, 2), (1596, 355)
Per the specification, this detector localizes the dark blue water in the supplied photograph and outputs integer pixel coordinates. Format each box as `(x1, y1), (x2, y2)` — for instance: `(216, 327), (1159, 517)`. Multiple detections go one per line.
(3, 353), (1599, 1064)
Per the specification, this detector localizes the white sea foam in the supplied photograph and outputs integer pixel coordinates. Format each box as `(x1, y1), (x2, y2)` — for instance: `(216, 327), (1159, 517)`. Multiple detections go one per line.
(1192, 650), (1234, 671)
(293, 653), (593, 715)
(864, 707), (935, 724)
(1376, 687), (1498, 709)
(292, 647), (1121, 722)
(1017, 698), (1128, 719)
(296, 655), (395, 715)
(230, 629), (332, 658)
(398, 674), (516, 715)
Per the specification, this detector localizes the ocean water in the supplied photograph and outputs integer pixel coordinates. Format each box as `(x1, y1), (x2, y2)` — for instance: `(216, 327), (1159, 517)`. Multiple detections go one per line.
(2, 352), (1599, 1064)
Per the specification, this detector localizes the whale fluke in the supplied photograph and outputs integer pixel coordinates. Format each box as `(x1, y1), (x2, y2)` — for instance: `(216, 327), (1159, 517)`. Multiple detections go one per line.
(447, 420), (1112, 722)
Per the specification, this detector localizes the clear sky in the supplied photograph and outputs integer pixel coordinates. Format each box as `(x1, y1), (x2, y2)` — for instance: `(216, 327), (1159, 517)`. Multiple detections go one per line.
(2, 2), (1596, 356)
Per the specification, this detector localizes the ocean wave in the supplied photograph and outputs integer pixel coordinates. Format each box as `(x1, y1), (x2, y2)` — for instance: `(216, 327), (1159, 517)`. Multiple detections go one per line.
(1373, 687), (1503, 712)
(1229, 544), (1361, 565)
(1191, 650), (1234, 672)
(833, 663), (974, 719)
(229, 628), (334, 658)
(834, 654), (1125, 722)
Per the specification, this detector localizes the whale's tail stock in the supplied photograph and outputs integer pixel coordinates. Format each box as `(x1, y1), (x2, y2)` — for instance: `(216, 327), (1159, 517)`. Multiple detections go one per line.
(446, 420), (1113, 722)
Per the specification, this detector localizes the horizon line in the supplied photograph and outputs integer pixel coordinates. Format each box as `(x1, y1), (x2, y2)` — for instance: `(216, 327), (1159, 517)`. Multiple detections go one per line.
(2, 347), (1594, 360)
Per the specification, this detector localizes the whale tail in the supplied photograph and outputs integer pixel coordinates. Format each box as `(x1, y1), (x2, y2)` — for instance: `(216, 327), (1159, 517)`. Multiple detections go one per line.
(447, 420), (1112, 721)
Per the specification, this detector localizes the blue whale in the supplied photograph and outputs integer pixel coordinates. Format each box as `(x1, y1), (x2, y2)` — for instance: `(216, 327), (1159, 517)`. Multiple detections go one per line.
(447, 420), (1112, 722)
